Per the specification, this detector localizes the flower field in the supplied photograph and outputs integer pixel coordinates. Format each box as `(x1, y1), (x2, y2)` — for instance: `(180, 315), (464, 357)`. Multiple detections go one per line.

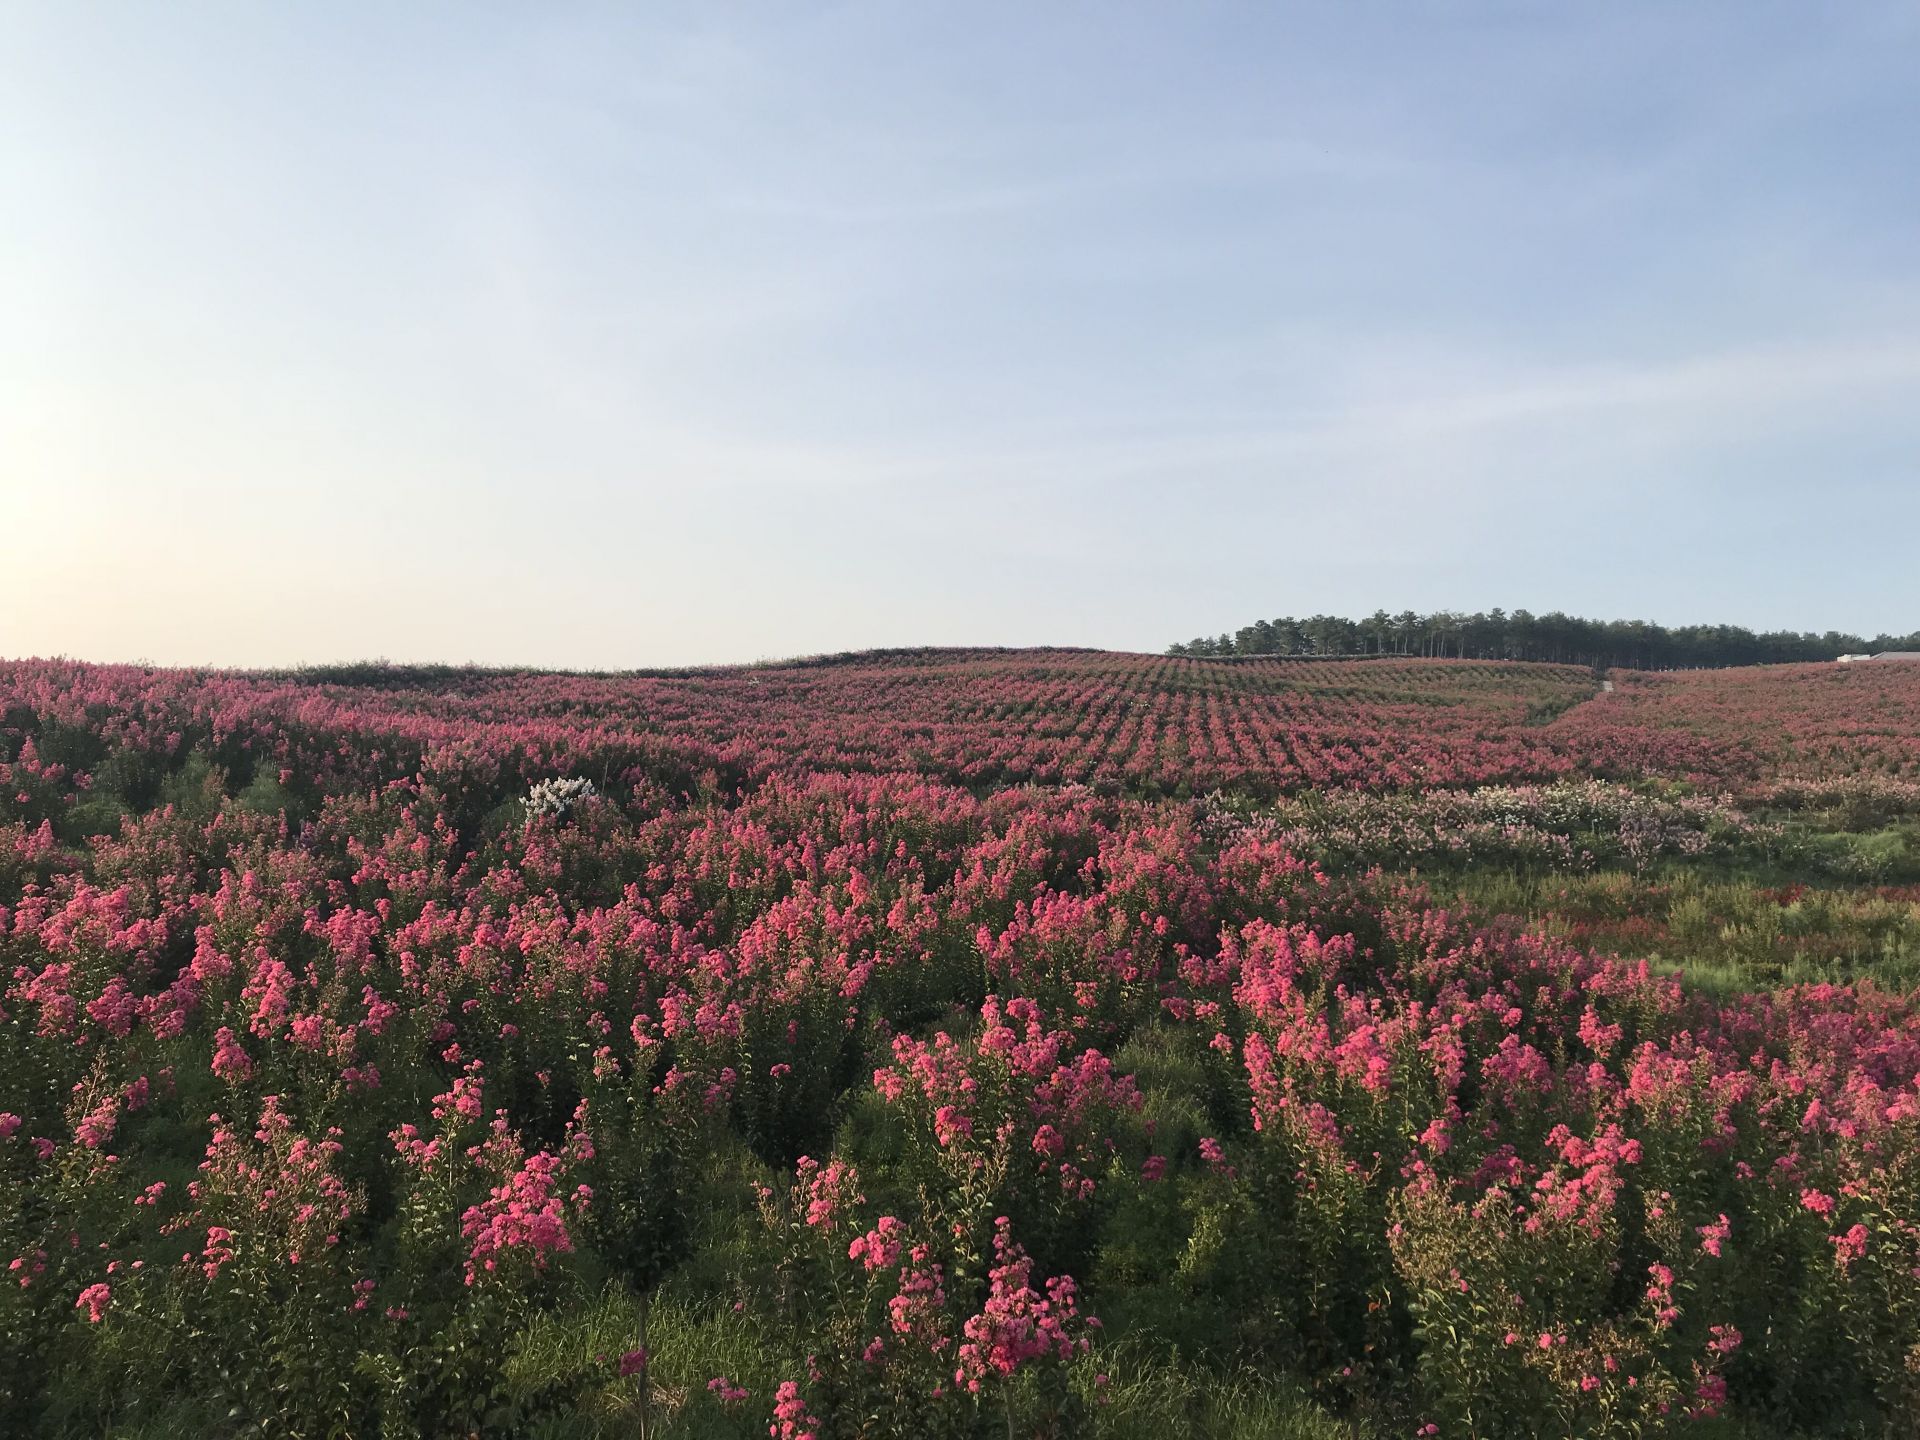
(3, 654), (1919, 1437)
(1549, 663), (1920, 786)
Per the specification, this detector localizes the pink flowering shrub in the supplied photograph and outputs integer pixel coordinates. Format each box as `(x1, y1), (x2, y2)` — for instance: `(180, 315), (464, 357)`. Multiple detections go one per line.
(123, 1096), (367, 1429)
(752, 1155), (1096, 1437)
(874, 994), (1144, 1252)
(956, 1217), (1096, 1391)
(389, 1067), (595, 1291)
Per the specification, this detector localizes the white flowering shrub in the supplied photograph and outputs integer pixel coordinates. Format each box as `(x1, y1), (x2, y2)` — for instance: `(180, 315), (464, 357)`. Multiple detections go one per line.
(1199, 780), (1769, 873)
(524, 776), (599, 823)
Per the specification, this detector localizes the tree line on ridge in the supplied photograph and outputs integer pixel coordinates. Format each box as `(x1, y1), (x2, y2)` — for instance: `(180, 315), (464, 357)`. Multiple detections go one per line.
(1168, 609), (1920, 670)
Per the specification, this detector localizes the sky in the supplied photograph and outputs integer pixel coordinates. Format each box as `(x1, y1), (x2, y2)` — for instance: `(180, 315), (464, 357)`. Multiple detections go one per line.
(4, 2), (1919, 669)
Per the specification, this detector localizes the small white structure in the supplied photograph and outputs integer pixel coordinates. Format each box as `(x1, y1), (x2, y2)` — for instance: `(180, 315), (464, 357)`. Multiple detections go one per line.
(1842, 652), (1920, 664)
(1837, 654), (1872, 663)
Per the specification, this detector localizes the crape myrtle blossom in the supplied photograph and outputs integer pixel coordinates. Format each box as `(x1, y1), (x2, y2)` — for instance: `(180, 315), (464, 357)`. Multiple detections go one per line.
(74, 1282), (111, 1323)
(755, 1157), (1099, 1428)
(769, 1378), (820, 1440)
(955, 1218), (1095, 1390)
(874, 995), (1143, 1203)
(459, 1146), (592, 1285)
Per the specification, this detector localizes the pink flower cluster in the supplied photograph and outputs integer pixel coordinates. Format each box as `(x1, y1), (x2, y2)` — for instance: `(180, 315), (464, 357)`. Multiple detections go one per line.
(954, 1217), (1094, 1391)
(876, 995), (1141, 1202)
(460, 1149), (590, 1285)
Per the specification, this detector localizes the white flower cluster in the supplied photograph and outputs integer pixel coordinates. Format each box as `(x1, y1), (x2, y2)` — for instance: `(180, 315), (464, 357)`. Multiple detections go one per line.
(1198, 779), (1772, 873)
(524, 776), (599, 822)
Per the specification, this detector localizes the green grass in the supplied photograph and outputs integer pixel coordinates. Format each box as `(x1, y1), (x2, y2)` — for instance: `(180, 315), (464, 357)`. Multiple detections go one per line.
(507, 1288), (778, 1439)
(503, 1291), (1372, 1439)
(1433, 864), (1920, 991)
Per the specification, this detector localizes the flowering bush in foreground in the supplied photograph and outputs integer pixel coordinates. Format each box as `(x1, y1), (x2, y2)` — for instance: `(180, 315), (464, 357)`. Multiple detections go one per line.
(753, 1159), (1097, 1439)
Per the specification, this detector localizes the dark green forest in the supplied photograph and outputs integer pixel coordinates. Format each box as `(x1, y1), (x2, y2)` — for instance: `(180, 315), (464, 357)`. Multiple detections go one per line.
(1169, 608), (1920, 669)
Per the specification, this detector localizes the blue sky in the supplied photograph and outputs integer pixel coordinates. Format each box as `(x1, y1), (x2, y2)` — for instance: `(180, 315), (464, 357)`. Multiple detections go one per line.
(4, 3), (1918, 667)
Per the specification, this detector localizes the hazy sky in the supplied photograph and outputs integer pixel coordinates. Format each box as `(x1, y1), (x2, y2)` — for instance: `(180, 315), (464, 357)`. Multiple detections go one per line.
(4, 3), (1918, 668)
